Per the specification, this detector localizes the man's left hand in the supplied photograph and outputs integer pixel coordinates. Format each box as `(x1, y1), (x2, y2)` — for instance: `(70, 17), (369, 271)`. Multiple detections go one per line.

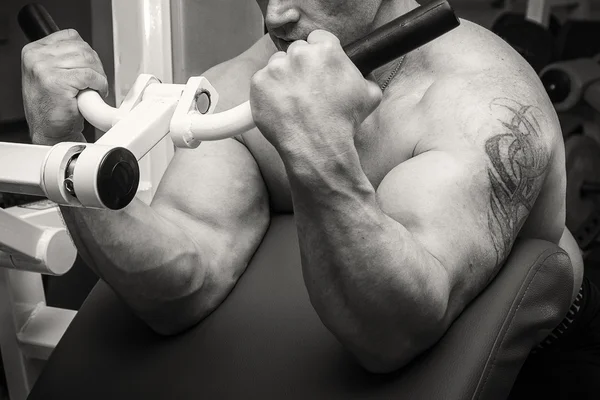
(249, 30), (382, 157)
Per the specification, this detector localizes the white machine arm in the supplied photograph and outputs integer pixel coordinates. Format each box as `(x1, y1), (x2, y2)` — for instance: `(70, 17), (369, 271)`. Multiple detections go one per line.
(0, 205), (76, 275)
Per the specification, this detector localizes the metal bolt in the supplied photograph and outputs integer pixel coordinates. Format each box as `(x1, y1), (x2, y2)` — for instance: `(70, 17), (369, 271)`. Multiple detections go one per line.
(64, 178), (75, 195)
(195, 91), (211, 114)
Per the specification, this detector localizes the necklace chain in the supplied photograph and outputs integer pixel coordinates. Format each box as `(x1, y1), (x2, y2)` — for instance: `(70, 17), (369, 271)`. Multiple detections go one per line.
(379, 55), (406, 92)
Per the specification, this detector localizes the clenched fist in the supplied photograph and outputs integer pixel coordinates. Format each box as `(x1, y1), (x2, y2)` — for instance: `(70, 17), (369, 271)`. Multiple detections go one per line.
(249, 30), (382, 157)
(21, 29), (108, 144)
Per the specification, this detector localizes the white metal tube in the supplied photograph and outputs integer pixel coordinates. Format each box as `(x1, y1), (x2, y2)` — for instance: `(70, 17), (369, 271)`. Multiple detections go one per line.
(142, 83), (185, 100)
(17, 305), (76, 360)
(188, 101), (255, 141)
(0, 143), (49, 197)
(77, 89), (120, 132)
(525, 0), (552, 27)
(0, 211), (75, 275)
(95, 98), (179, 160)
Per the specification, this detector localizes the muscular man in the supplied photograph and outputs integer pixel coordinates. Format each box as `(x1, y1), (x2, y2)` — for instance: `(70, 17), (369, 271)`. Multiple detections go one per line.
(21, 0), (590, 387)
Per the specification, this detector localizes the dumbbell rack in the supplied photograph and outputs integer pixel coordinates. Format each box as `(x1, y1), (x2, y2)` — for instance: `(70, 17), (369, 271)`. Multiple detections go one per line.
(525, 0), (590, 27)
(540, 54), (600, 255)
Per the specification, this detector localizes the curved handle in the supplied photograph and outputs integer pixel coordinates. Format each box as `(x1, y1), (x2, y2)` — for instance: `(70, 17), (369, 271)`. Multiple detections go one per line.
(19, 3), (118, 132)
(185, 0), (460, 143)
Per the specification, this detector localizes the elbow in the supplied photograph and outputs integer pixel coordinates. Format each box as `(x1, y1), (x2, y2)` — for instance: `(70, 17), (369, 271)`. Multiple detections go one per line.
(351, 294), (450, 375)
(351, 327), (444, 375)
(141, 252), (241, 337)
(350, 332), (423, 374)
(354, 351), (408, 374)
(146, 314), (203, 337)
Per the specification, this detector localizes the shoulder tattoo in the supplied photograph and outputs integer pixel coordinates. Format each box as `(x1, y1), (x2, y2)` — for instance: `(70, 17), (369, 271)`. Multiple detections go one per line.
(485, 98), (550, 265)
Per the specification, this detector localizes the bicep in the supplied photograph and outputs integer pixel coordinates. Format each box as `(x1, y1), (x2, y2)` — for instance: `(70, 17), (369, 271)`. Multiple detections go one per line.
(149, 36), (274, 257)
(376, 148), (547, 318)
(151, 138), (270, 263)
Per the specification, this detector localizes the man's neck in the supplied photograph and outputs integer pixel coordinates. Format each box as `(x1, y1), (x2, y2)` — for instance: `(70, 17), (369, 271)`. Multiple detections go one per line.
(369, 0), (422, 91)
(372, 0), (420, 29)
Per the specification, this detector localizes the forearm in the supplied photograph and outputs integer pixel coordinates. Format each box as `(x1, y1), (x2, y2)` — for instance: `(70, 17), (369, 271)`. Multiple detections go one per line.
(282, 145), (448, 371)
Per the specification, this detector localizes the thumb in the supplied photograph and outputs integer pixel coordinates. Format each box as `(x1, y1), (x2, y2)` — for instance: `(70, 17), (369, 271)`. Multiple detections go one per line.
(365, 78), (383, 114)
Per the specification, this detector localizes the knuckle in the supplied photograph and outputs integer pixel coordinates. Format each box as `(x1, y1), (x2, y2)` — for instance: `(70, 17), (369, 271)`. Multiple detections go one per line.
(38, 70), (55, 89)
(21, 44), (34, 61)
(321, 40), (336, 52)
(21, 47), (35, 68)
(31, 61), (48, 79)
(307, 29), (321, 40)
(64, 29), (81, 40)
(82, 48), (96, 64)
(82, 68), (96, 82)
(251, 70), (265, 86)
(267, 59), (286, 76)
(288, 44), (307, 58)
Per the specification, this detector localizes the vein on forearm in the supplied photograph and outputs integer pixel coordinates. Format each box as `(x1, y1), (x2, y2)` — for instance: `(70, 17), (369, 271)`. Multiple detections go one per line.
(283, 147), (443, 347)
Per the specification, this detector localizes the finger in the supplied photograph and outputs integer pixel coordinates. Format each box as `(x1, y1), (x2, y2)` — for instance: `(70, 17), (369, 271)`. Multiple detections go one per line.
(21, 30), (83, 66)
(365, 79), (383, 112)
(306, 29), (340, 46)
(286, 39), (308, 54)
(23, 41), (105, 76)
(64, 68), (109, 98)
(52, 48), (106, 77)
(35, 28), (82, 45)
(268, 51), (287, 64)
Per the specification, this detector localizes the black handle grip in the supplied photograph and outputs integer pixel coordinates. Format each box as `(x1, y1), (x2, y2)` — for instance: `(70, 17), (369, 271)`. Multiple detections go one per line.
(343, 0), (460, 76)
(18, 3), (60, 42)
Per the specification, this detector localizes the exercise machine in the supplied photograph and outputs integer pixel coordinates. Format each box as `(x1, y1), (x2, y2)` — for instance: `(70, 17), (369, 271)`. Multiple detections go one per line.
(540, 57), (600, 253)
(491, 0), (591, 71)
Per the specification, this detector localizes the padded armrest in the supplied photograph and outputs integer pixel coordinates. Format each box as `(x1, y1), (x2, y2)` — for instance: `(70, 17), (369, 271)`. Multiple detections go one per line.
(28, 215), (574, 400)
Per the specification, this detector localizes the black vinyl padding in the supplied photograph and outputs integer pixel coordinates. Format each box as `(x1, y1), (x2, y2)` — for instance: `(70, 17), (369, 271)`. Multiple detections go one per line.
(28, 215), (574, 400)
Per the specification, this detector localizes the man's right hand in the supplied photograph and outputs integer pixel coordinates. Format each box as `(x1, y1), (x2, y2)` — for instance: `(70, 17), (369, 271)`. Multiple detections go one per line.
(21, 29), (108, 144)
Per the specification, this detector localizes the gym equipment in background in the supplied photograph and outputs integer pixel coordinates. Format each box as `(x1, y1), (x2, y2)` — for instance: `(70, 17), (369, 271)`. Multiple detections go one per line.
(491, 0), (590, 72)
(540, 57), (600, 113)
(565, 134), (600, 251)
(555, 20), (600, 61)
(541, 55), (600, 252)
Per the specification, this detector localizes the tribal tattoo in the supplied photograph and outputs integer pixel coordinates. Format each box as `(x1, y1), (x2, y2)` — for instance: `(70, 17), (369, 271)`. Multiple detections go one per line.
(485, 98), (549, 265)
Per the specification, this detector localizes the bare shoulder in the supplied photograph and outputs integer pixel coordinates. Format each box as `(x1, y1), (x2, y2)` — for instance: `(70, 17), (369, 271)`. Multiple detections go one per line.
(410, 58), (564, 253)
(414, 62), (561, 161)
